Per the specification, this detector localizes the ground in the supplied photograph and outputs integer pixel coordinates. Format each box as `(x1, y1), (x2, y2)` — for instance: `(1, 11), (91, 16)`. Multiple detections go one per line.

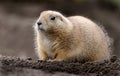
(0, 55), (120, 76)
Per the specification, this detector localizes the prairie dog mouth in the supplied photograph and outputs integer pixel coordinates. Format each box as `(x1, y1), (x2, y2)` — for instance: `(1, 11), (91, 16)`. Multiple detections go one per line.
(38, 25), (44, 31)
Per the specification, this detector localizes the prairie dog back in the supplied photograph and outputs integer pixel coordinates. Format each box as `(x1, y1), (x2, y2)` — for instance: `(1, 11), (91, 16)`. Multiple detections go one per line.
(68, 16), (111, 61)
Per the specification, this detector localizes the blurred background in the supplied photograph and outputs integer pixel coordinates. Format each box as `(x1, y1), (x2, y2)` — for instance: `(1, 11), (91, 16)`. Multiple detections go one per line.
(0, 0), (120, 59)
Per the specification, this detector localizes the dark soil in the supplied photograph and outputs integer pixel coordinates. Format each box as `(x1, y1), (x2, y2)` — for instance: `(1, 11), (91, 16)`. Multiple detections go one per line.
(0, 55), (120, 76)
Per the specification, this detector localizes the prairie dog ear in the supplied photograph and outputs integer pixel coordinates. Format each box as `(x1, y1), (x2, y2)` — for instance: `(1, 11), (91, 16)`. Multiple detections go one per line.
(57, 15), (63, 21)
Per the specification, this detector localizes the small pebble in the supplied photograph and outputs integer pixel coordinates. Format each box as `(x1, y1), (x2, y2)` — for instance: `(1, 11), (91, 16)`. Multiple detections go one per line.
(27, 57), (32, 60)
(37, 60), (43, 62)
(110, 56), (117, 62)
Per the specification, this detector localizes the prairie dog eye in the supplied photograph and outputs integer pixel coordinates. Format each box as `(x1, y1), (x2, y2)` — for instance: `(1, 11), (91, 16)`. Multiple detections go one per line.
(50, 16), (56, 20)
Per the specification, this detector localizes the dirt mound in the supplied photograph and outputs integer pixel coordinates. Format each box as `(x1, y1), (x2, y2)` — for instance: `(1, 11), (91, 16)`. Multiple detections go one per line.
(0, 55), (119, 76)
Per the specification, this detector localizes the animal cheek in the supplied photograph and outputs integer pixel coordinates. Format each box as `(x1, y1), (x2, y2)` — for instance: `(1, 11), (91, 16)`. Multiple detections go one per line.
(56, 21), (63, 27)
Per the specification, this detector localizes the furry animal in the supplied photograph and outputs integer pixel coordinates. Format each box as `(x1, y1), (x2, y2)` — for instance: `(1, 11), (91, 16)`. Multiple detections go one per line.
(34, 10), (111, 62)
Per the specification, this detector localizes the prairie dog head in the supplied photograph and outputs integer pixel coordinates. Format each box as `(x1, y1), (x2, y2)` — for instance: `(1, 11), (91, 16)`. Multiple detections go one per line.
(35, 10), (73, 34)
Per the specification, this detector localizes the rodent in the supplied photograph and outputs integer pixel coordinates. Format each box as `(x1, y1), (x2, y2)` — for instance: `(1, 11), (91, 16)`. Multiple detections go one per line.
(34, 10), (111, 62)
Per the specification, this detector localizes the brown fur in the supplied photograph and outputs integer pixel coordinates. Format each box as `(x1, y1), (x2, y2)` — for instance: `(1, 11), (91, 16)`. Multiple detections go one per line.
(34, 10), (111, 62)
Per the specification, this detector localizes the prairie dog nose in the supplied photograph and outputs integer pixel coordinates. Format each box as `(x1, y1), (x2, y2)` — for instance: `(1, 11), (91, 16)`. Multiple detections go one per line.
(37, 22), (42, 26)
(37, 22), (44, 31)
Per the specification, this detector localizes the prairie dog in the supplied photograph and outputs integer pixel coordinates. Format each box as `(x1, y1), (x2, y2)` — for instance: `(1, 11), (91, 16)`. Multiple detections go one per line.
(34, 10), (111, 62)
